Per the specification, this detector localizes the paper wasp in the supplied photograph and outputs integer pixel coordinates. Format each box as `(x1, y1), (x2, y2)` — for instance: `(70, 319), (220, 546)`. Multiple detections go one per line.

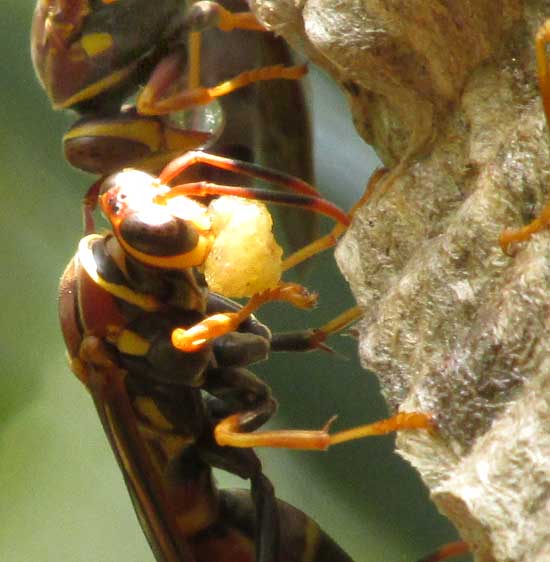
(58, 151), (435, 562)
(31, 0), (315, 252)
(31, 0), (307, 176)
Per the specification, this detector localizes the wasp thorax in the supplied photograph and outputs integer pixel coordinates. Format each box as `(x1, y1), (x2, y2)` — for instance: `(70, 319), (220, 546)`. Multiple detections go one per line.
(204, 196), (283, 298)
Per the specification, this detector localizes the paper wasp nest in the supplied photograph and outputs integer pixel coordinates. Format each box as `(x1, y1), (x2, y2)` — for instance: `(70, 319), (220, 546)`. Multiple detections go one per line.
(251, 1), (550, 561)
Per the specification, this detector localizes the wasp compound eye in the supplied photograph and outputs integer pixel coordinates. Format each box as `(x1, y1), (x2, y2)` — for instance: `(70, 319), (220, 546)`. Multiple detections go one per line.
(119, 211), (199, 257)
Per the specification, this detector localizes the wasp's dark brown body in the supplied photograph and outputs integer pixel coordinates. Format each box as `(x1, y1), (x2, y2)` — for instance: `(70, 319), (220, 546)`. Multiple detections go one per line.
(59, 227), (353, 562)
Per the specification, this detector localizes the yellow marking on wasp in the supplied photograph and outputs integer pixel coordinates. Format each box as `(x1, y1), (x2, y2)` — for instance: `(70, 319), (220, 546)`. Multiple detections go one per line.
(188, 32), (201, 90)
(133, 398), (195, 458)
(64, 119), (163, 151)
(115, 329), (151, 356)
(135, 397), (174, 431)
(64, 119), (210, 160)
(303, 519), (321, 562)
(176, 486), (218, 536)
(81, 32), (114, 57)
(161, 434), (194, 459)
(55, 63), (138, 109)
(163, 127), (212, 151)
(78, 235), (161, 311)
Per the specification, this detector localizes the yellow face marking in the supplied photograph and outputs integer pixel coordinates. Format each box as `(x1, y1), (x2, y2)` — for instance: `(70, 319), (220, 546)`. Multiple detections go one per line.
(77, 235), (161, 311)
(81, 32), (114, 57)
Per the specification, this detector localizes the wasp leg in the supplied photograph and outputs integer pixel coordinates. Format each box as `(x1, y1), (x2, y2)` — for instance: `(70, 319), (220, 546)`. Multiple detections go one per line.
(75, 334), (124, 391)
(203, 365), (276, 430)
(82, 177), (104, 235)
(500, 19), (550, 254)
(204, 364), (327, 451)
(270, 306), (363, 353)
(185, 2), (267, 34)
(137, 1), (303, 115)
(164, 180), (347, 225)
(500, 200), (550, 254)
(137, 51), (306, 116)
(212, 332), (271, 368)
(202, 339), (433, 451)
(159, 150), (319, 196)
(414, 540), (469, 562)
(214, 410), (434, 450)
(282, 167), (388, 271)
(207, 293), (271, 340)
(199, 440), (280, 562)
(171, 283), (317, 352)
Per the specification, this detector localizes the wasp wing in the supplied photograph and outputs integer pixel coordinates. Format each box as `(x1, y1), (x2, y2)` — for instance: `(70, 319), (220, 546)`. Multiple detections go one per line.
(86, 364), (197, 562)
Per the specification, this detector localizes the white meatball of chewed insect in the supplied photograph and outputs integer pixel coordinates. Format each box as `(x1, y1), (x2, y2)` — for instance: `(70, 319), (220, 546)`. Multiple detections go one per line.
(204, 196), (283, 297)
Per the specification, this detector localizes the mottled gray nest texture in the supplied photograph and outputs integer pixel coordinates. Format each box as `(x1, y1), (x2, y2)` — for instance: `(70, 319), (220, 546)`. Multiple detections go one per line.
(251, 1), (550, 561)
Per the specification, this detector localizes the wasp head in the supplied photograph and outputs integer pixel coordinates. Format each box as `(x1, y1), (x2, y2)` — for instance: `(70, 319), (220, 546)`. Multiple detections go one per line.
(99, 170), (213, 271)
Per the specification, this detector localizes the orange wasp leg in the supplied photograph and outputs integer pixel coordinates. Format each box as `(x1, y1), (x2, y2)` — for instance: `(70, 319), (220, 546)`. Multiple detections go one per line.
(159, 150), (320, 196)
(304, 306), (364, 352)
(162, 181), (348, 225)
(215, 411), (434, 450)
(137, 52), (306, 116)
(137, 2), (305, 116)
(500, 19), (550, 254)
(282, 167), (388, 271)
(172, 282), (317, 352)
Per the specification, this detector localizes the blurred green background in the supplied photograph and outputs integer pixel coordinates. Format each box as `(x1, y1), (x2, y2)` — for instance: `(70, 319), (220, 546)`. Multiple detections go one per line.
(1, 2), (468, 562)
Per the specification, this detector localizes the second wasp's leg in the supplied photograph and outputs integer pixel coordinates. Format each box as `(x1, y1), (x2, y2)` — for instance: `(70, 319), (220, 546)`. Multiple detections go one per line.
(137, 53), (306, 116)
(137, 2), (304, 115)
(500, 20), (550, 254)
(171, 283), (317, 352)
(186, 2), (267, 33)
(500, 200), (550, 254)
